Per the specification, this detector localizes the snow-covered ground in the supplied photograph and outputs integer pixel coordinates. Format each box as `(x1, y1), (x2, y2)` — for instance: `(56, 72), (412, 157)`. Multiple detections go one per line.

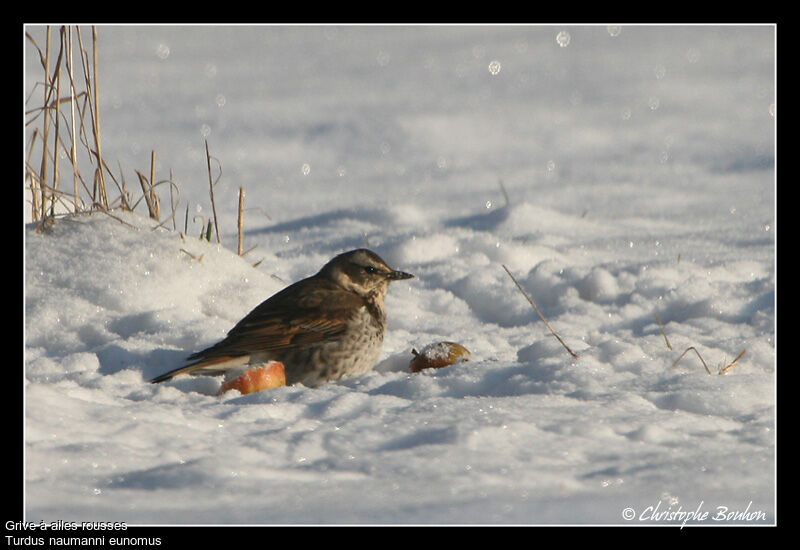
(24, 25), (775, 525)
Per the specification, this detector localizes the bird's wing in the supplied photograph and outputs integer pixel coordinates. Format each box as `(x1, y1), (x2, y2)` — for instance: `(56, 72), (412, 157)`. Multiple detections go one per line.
(172, 277), (358, 364)
(200, 278), (362, 356)
(151, 278), (364, 383)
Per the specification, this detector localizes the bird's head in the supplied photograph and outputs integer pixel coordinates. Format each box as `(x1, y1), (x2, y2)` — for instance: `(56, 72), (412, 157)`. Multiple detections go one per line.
(320, 248), (413, 298)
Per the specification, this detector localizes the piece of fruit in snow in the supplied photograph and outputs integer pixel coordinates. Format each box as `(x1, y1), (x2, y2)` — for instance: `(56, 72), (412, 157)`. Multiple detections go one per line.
(410, 342), (471, 372)
(218, 361), (286, 395)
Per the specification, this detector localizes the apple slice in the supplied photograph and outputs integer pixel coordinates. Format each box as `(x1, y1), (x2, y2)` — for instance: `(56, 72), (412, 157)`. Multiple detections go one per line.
(218, 361), (286, 395)
(410, 342), (470, 372)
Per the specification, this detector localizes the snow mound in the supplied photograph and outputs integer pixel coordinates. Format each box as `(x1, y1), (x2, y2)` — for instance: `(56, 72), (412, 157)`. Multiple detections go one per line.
(25, 207), (773, 524)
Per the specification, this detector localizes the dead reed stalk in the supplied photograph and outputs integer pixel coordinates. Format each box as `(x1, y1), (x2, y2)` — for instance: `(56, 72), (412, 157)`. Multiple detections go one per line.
(65, 26), (80, 213)
(718, 349), (746, 375)
(205, 139), (222, 244)
(136, 170), (159, 220)
(654, 312), (672, 350)
(502, 264), (579, 360)
(50, 30), (64, 218)
(149, 150), (160, 218)
(38, 26), (51, 222)
(237, 187), (245, 256)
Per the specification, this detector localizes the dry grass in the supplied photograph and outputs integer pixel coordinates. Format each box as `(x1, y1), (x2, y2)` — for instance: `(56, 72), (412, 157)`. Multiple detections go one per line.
(26, 25), (132, 224)
(25, 26), (193, 240)
(204, 139), (222, 244)
(237, 186), (245, 256)
(25, 25), (246, 254)
(655, 314), (746, 375)
(499, 258), (746, 375)
(671, 346), (746, 376)
(653, 312), (672, 350)
(502, 264), (579, 360)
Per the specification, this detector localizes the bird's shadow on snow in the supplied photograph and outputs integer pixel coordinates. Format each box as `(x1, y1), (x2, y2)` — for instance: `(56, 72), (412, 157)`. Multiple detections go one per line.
(94, 343), (187, 380)
(247, 208), (378, 235)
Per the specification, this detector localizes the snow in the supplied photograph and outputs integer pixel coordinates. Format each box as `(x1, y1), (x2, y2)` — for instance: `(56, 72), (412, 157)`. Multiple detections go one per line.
(24, 24), (775, 525)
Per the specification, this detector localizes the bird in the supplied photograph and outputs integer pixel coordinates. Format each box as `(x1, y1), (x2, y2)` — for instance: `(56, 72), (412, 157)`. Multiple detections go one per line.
(150, 248), (413, 387)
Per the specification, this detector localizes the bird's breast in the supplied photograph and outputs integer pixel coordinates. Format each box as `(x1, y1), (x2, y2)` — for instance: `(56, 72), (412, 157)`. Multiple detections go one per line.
(361, 295), (387, 327)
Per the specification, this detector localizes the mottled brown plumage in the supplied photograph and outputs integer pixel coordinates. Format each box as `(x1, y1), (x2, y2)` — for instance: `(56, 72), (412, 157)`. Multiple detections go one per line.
(151, 249), (413, 387)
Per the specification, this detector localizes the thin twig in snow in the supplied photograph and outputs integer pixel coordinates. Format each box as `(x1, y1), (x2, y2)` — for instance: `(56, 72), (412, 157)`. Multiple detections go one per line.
(205, 139), (221, 245)
(238, 186), (245, 256)
(654, 312), (672, 350)
(502, 264), (579, 360)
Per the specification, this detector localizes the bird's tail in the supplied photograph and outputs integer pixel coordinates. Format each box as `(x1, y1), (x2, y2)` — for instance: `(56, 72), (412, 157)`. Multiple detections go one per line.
(149, 355), (250, 383)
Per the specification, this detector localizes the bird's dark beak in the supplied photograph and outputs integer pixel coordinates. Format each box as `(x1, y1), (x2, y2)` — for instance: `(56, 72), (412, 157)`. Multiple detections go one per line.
(388, 270), (414, 280)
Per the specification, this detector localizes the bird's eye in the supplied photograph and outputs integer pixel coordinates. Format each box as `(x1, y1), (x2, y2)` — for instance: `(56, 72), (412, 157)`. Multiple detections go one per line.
(364, 266), (379, 274)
